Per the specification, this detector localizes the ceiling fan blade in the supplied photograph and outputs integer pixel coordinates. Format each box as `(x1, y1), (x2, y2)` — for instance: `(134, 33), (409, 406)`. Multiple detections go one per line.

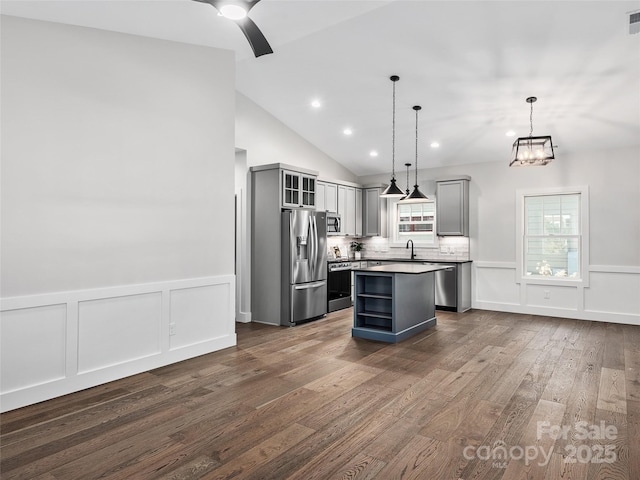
(236, 16), (273, 57)
(245, 0), (262, 12)
(193, 0), (272, 57)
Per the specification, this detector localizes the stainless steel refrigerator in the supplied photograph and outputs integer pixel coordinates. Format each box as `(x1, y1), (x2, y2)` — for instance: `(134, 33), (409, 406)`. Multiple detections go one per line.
(281, 209), (327, 326)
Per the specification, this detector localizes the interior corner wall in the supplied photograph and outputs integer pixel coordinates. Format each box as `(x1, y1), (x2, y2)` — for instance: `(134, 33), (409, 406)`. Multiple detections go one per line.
(0, 15), (237, 411)
(358, 145), (640, 325)
(235, 92), (358, 182)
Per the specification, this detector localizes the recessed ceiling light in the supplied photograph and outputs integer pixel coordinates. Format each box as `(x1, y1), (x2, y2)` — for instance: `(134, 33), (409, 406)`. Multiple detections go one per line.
(218, 5), (247, 20)
(311, 99), (322, 108)
(506, 130), (516, 137)
(369, 150), (378, 157)
(430, 142), (440, 148)
(343, 128), (353, 136)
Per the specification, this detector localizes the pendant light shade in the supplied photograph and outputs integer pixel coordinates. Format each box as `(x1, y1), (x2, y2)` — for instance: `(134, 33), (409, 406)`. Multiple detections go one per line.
(509, 97), (555, 167)
(381, 75), (405, 197)
(402, 105), (428, 202)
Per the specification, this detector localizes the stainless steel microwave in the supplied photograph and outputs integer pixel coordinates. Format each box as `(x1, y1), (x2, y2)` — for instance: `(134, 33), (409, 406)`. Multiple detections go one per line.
(326, 213), (341, 235)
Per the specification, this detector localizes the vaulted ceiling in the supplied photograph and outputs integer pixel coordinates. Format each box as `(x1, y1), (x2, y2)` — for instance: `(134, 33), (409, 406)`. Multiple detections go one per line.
(2, 0), (639, 175)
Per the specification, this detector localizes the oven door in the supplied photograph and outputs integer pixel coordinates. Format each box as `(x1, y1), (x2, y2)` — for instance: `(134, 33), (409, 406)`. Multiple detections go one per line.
(327, 268), (352, 312)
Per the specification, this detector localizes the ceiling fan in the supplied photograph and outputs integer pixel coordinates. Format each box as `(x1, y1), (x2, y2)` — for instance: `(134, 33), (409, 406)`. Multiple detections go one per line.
(193, 0), (273, 57)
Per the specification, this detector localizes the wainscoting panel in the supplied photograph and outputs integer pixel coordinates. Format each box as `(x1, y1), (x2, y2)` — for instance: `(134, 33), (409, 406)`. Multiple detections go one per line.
(526, 284), (578, 310)
(0, 275), (236, 412)
(77, 293), (162, 374)
(584, 271), (640, 316)
(170, 283), (231, 350)
(473, 263), (640, 325)
(0, 304), (67, 393)
(474, 262), (519, 306)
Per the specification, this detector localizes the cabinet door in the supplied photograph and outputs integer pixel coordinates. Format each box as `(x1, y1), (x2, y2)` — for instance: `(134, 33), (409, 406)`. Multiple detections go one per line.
(337, 185), (347, 230)
(315, 181), (326, 211)
(363, 188), (380, 236)
(325, 183), (338, 213)
(345, 187), (356, 236)
(355, 188), (363, 236)
(282, 170), (300, 208)
(436, 180), (469, 236)
(301, 175), (316, 208)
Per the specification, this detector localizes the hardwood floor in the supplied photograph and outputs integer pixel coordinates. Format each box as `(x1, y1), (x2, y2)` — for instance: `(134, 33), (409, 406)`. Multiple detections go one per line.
(2, 308), (640, 479)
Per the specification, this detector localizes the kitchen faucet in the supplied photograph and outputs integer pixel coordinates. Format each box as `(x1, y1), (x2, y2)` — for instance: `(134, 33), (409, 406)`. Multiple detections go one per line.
(406, 239), (416, 260)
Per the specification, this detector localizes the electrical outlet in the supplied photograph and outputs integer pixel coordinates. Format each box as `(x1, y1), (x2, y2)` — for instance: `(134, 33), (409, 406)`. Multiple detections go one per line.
(169, 323), (176, 335)
(543, 290), (550, 299)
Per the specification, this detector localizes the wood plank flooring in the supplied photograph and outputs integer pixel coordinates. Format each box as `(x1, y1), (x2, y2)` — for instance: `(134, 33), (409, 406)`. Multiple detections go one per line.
(2, 308), (639, 479)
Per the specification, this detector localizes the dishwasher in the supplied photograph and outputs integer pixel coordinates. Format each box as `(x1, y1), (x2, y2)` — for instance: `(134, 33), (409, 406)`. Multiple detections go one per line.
(423, 263), (457, 310)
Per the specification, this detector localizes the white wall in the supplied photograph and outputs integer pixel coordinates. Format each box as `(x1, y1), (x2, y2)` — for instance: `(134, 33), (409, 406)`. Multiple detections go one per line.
(236, 92), (358, 181)
(1, 16), (237, 411)
(359, 146), (640, 324)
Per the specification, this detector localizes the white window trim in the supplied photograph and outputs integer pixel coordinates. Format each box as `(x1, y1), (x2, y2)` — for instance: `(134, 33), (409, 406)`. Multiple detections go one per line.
(387, 197), (439, 248)
(515, 185), (590, 287)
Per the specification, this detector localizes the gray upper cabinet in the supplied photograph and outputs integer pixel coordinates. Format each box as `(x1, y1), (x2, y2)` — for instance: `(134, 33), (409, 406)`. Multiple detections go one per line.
(436, 178), (469, 236)
(339, 186), (357, 236)
(316, 181), (338, 213)
(315, 181), (326, 211)
(282, 170), (316, 209)
(355, 188), (363, 236)
(363, 187), (386, 237)
(325, 183), (338, 213)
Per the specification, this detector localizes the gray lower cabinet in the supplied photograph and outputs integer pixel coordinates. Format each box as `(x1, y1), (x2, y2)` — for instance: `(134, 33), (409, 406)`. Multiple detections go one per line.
(353, 270), (437, 343)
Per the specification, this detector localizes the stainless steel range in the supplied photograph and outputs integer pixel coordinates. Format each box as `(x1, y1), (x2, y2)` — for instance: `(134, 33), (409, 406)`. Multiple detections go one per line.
(327, 260), (352, 312)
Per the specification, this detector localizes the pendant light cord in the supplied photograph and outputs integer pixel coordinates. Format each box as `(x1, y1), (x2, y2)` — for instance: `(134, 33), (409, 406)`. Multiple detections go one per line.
(391, 78), (397, 180)
(529, 100), (534, 138)
(414, 106), (419, 186)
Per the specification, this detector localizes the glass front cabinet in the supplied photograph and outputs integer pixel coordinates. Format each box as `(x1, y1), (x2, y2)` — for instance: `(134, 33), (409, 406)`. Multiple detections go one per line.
(282, 170), (316, 208)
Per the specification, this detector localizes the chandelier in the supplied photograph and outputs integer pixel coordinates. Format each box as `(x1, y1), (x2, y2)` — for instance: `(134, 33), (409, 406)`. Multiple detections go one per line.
(509, 96), (555, 167)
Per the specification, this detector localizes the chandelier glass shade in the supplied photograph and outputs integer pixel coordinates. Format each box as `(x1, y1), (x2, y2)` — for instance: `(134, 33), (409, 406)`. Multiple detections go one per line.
(509, 97), (555, 167)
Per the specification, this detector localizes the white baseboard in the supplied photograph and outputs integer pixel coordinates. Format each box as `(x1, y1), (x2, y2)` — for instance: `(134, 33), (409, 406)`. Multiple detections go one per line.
(1, 275), (236, 412)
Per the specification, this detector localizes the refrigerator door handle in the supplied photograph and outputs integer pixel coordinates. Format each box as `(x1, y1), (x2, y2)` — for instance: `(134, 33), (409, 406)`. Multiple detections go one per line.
(311, 214), (318, 280)
(294, 280), (326, 290)
(308, 215), (314, 280)
(289, 213), (296, 279)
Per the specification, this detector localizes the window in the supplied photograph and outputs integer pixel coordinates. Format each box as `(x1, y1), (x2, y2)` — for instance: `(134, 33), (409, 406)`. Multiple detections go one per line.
(389, 199), (436, 245)
(517, 186), (589, 285)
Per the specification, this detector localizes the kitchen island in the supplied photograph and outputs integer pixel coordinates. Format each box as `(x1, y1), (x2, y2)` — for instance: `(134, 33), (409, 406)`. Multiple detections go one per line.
(352, 263), (449, 343)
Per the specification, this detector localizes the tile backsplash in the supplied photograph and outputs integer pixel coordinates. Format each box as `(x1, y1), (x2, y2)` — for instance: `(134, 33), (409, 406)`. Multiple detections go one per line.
(329, 236), (470, 261)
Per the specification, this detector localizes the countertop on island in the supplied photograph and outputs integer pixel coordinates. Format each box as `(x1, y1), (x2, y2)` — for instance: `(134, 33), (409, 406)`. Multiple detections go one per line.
(360, 258), (472, 264)
(353, 263), (451, 275)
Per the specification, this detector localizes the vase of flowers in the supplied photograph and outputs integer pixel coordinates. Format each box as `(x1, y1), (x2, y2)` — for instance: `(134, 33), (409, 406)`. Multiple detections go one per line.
(350, 241), (364, 260)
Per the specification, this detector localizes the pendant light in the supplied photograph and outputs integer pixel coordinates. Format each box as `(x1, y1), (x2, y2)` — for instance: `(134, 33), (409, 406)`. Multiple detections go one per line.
(380, 75), (405, 197)
(509, 96), (555, 167)
(399, 162), (412, 200)
(402, 105), (428, 201)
